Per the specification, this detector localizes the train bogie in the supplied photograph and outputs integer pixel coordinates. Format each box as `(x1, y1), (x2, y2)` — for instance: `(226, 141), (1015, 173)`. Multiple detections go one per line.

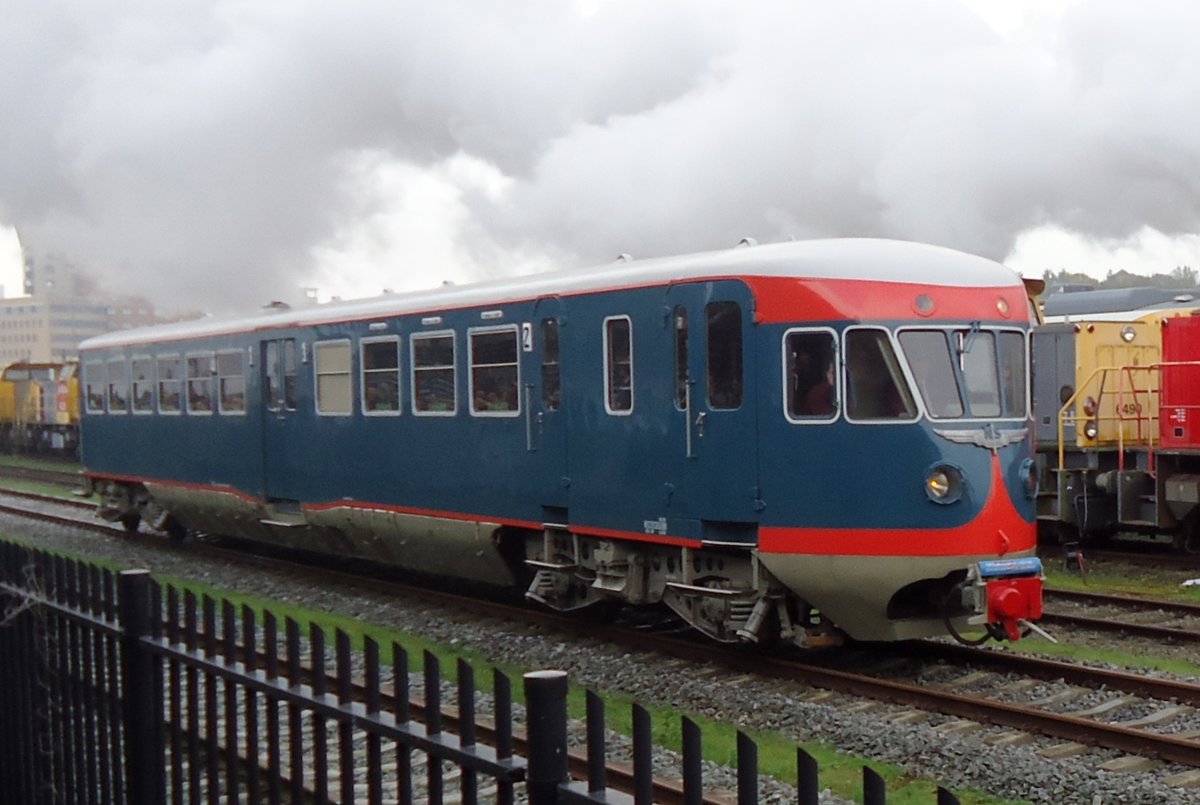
(79, 239), (1044, 645)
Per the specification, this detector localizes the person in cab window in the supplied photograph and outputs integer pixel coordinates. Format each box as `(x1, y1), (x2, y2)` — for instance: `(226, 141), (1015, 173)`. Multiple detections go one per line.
(802, 361), (836, 416)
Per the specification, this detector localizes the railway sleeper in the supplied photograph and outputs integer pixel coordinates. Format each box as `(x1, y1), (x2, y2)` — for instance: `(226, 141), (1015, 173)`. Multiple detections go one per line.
(523, 530), (841, 647)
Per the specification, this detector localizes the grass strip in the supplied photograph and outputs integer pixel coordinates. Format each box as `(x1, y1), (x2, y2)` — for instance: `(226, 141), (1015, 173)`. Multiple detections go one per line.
(2, 536), (1024, 803)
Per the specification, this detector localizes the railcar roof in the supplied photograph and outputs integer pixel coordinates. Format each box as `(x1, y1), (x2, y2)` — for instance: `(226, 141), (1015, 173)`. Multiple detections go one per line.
(1041, 285), (1200, 317)
(82, 238), (1021, 350)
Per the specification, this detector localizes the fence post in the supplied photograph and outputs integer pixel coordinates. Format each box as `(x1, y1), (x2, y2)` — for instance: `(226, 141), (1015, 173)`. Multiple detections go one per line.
(737, 732), (758, 805)
(524, 670), (569, 805)
(863, 765), (885, 805)
(119, 569), (164, 805)
(796, 747), (819, 805)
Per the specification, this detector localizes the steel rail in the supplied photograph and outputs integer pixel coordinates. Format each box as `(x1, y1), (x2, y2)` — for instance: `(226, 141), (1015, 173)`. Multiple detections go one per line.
(9, 490), (1200, 768)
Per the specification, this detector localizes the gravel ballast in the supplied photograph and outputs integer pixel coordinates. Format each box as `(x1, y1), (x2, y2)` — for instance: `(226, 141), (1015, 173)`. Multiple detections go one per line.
(6, 505), (1200, 804)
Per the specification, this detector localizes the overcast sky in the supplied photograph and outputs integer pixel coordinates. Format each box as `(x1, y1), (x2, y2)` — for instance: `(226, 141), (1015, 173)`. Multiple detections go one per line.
(2, 0), (1200, 313)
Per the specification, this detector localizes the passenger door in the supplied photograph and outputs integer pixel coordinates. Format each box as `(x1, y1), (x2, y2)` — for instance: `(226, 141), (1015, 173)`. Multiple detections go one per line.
(527, 297), (569, 515)
(664, 283), (760, 531)
(260, 338), (302, 502)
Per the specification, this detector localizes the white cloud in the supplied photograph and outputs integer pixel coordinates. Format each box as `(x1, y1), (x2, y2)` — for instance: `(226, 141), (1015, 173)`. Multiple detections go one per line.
(1007, 224), (1200, 280)
(2, 0), (1200, 312)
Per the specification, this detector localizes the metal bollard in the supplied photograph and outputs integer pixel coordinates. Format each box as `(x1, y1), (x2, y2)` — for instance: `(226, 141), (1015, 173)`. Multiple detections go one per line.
(524, 670), (570, 805)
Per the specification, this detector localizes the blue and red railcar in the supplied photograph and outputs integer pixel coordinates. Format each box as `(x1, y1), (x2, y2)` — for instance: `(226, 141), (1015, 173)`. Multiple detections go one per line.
(80, 238), (1043, 645)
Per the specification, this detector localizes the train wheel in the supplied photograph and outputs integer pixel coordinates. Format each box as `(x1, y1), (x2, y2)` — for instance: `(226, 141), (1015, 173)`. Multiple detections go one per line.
(163, 516), (188, 542)
(119, 513), (141, 533)
(1173, 513), (1200, 554)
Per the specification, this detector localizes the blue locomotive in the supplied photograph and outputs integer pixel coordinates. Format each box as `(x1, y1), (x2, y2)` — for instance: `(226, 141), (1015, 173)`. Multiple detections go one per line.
(80, 238), (1044, 646)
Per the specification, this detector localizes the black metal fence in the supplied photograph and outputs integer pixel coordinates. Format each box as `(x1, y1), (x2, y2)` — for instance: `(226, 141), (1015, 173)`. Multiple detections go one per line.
(0, 540), (966, 804)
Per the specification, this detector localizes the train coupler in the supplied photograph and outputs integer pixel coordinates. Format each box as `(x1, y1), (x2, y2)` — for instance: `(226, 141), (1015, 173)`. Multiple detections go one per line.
(977, 557), (1045, 642)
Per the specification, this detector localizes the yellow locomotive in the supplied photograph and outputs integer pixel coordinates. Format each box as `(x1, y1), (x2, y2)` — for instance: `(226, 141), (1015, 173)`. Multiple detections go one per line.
(0, 360), (81, 456)
(1034, 288), (1200, 548)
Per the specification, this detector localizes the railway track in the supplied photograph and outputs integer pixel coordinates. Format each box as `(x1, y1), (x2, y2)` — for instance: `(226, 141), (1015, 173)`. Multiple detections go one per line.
(0, 460), (84, 489)
(11, 487), (1200, 785)
(1044, 587), (1200, 643)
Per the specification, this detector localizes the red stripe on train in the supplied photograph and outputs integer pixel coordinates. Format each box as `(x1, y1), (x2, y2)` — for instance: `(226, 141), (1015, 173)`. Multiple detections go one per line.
(746, 277), (1029, 325)
(759, 453), (1035, 557)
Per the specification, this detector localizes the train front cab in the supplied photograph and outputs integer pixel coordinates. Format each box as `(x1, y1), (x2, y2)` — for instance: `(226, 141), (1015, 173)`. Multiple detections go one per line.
(754, 281), (1043, 644)
(0, 360), (80, 455)
(1034, 310), (1200, 548)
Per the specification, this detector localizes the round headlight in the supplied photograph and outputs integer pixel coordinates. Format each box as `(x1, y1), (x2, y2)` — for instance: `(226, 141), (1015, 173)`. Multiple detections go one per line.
(1083, 396), (1098, 417)
(925, 464), (965, 504)
(927, 471), (951, 499)
(1083, 419), (1099, 440)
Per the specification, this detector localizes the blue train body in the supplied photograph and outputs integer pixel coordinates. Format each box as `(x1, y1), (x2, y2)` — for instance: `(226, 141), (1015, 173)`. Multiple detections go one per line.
(81, 239), (1044, 645)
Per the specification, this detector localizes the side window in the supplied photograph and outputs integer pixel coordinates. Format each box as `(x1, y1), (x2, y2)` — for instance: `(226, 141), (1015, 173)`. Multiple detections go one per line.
(265, 340), (298, 412)
(315, 340), (352, 415)
(186, 353), (215, 414)
(999, 331), (1028, 418)
(785, 330), (838, 421)
(541, 318), (560, 411)
(845, 329), (917, 421)
(217, 350), (247, 414)
(673, 307), (688, 410)
(604, 316), (633, 414)
(412, 332), (456, 414)
(107, 357), (129, 414)
(157, 354), (182, 414)
(706, 302), (742, 409)
(361, 337), (401, 415)
(85, 360), (106, 413)
(470, 327), (519, 416)
(131, 356), (154, 413)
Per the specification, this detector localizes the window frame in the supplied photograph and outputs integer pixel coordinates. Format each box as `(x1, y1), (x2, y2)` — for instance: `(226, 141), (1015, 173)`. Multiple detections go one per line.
(705, 301), (743, 410)
(998, 329), (1030, 420)
(84, 359), (106, 414)
(313, 339), (353, 417)
(106, 356), (129, 415)
(603, 315), (634, 416)
(157, 353), (183, 415)
(468, 325), (521, 418)
(265, 339), (298, 413)
(896, 328), (965, 420)
(540, 318), (561, 411)
(216, 348), (248, 416)
(842, 326), (919, 425)
(895, 325), (1030, 422)
(411, 330), (457, 416)
(781, 327), (841, 425)
(360, 335), (402, 417)
(185, 351), (216, 416)
(130, 354), (155, 414)
(673, 307), (689, 412)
